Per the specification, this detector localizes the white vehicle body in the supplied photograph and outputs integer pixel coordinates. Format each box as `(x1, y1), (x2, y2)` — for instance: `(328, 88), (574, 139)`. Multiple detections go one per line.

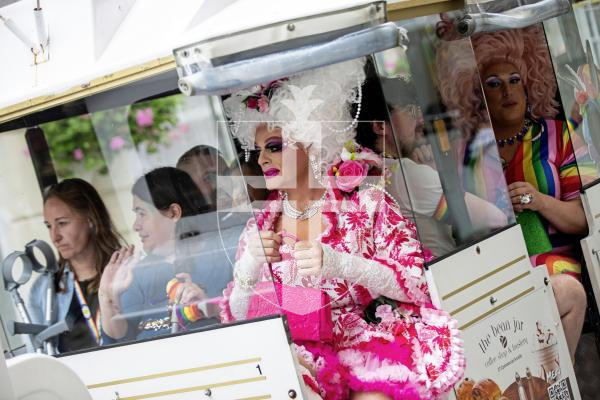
(0, 1), (593, 399)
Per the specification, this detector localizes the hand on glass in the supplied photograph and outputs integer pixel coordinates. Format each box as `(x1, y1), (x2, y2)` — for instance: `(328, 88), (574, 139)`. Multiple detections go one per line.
(248, 231), (281, 263)
(508, 181), (546, 213)
(99, 245), (139, 304)
(294, 240), (323, 277)
(173, 272), (207, 305)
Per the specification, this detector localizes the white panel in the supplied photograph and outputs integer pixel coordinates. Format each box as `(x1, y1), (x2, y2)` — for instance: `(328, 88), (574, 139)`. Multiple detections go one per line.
(580, 185), (600, 310)
(427, 225), (531, 318)
(92, 0), (136, 60)
(0, 0), (377, 109)
(426, 226), (580, 399)
(60, 317), (305, 400)
(186, 0), (239, 31)
(177, 1), (384, 61)
(581, 232), (600, 311)
(581, 183), (600, 234)
(0, 339), (16, 400)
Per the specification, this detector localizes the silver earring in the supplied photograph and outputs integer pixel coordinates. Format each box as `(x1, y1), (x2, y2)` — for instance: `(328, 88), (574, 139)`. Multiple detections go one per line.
(244, 148), (250, 162)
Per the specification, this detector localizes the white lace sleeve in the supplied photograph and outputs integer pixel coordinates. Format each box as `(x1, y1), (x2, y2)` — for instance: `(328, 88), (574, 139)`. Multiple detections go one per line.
(229, 281), (252, 320)
(229, 246), (263, 319)
(322, 244), (409, 302)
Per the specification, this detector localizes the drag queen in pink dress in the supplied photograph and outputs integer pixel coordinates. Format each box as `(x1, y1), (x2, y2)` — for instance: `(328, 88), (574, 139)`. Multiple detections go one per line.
(220, 59), (465, 399)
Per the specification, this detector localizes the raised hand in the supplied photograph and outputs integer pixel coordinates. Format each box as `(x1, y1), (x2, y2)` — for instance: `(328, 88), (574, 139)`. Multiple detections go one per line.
(410, 143), (434, 167)
(99, 245), (138, 304)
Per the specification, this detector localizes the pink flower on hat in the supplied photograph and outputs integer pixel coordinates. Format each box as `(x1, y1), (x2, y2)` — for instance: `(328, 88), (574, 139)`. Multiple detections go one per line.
(135, 107), (154, 127)
(257, 96), (270, 113)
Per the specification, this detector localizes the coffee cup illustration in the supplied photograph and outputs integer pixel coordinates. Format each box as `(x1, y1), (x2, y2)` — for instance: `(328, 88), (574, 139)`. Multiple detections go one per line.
(532, 321), (560, 383)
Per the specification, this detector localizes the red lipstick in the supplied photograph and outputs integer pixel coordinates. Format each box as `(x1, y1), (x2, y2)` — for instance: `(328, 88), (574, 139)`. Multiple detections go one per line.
(263, 168), (280, 179)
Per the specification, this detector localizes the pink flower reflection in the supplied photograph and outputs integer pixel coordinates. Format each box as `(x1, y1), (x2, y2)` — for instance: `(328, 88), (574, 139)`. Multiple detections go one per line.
(73, 148), (84, 161)
(135, 107), (154, 127)
(178, 122), (190, 134)
(109, 135), (126, 151)
(168, 130), (182, 142)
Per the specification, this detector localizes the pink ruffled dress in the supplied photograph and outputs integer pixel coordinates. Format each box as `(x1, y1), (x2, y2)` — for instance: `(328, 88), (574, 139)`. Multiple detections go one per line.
(221, 188), (465, 399)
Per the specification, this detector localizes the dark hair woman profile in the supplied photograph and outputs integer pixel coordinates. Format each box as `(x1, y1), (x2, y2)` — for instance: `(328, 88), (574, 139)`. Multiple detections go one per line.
(29, 178), (123, 353)
(99, 167), (214, 343)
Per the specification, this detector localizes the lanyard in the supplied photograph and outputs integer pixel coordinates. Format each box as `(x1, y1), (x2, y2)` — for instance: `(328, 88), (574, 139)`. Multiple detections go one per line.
(73, 279), (101, 345)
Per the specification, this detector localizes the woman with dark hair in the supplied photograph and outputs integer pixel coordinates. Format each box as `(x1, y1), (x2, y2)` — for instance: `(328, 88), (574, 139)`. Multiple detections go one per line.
(29, 178), (123, 353)
(99, 167), (213, 343)
(176, 145), (230, 210)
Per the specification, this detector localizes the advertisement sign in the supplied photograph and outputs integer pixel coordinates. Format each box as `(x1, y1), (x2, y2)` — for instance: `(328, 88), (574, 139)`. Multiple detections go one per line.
(455, 286), (576, 400)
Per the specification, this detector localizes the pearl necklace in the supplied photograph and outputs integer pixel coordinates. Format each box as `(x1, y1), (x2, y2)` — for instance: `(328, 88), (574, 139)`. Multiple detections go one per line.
(496, 118), (532, 147)
(281, 191), (327, 220)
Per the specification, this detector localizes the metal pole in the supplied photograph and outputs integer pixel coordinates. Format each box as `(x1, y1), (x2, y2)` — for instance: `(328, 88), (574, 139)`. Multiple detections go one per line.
(170, 306), (179, 334)
(43, 273), (56, 355)
(9, 290), (36, 353)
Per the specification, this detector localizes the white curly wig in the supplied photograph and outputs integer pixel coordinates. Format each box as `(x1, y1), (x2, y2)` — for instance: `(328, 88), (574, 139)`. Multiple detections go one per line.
(223, 58), (366, 173)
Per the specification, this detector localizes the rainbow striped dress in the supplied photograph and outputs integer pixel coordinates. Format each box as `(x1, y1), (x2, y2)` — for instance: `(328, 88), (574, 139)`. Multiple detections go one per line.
(503, 119), (596, 279)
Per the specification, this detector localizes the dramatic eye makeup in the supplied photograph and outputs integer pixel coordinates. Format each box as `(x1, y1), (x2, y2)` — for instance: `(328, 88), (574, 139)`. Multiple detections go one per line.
(484, 73), (521, 89)
(508, 73), (522, 84)
(264, 138), (283, 153)
(254, 137), (283, 154)
(484, 76), (502, 88)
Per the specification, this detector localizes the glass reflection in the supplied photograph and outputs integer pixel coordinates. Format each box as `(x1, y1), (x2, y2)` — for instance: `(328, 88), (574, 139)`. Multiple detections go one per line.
(462, 24), (591, 360)
(468, 25), (594, 281)
(0, 88), (257, 352)
(363, 15), (515, 261)
(545, 11), (600, 182)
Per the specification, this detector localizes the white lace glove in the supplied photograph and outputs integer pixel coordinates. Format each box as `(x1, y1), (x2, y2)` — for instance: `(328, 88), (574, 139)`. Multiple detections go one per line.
(230, 230), (281, 319)
(321, 243), (419, 304)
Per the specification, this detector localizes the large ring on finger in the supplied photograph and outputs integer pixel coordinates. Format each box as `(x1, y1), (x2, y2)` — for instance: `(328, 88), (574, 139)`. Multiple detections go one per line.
(519, 192), (533, 205)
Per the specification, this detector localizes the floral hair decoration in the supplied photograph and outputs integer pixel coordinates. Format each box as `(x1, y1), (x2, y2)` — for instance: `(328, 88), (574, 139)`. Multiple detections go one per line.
(241, 79), (288, 114)
(223, 58), (367, 171)
(328, 142), (385, 192)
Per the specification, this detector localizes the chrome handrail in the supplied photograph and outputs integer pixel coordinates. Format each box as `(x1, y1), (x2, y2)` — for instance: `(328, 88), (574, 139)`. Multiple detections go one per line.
(176, 22), (407, 96)
(457, 0), (572, 36)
